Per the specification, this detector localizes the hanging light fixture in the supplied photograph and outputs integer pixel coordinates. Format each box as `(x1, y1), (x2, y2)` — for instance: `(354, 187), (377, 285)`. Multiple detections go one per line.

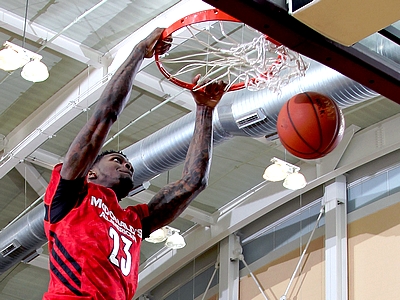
(0, 0), (49, 82)
(283, 171), (307, 190)
(21, 57), (49, 82)
(263, 157), (290, 181)
(0, 42), (29, 71)
(165, 232), (186, 249)
(144, 227), (167, 243)
(144, 226), (186, 249)
(263, 157), (307, 190)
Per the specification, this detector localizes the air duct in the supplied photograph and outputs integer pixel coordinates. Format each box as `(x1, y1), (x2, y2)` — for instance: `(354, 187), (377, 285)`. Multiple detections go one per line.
(124, 58), (378, 188)
(0, 202), (46, 272)
(0, 35), (397, 274)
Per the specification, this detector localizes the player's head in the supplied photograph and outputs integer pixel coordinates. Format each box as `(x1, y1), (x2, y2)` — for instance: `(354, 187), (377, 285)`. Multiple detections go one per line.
(88, 150), (134, 200)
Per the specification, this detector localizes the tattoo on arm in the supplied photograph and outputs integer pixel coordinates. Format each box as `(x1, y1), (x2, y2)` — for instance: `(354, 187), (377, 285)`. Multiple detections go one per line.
(61, 44), (147, 180)
(146, 105), (214, 232)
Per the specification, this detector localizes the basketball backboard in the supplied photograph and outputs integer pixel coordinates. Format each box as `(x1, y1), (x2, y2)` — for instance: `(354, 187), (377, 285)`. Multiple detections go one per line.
(288, 0), (400, 46)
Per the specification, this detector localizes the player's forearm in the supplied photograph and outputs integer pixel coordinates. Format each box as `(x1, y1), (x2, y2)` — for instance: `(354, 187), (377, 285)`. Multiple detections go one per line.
(145, 105), (214, 230)
(182, 104), (214, 183)
(61, 43), (147, 180)
(98, 42), (146, 119)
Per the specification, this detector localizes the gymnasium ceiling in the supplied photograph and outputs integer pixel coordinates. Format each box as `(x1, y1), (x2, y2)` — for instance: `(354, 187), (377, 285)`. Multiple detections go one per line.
(0, 0), (399, 299)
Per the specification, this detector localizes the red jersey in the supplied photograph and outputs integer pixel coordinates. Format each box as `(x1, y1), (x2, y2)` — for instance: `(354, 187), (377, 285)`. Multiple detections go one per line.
(43, 164), (149, 300)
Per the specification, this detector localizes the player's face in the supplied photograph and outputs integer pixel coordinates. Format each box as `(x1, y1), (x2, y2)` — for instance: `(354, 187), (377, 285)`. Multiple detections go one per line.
(96, 153), (134, 198)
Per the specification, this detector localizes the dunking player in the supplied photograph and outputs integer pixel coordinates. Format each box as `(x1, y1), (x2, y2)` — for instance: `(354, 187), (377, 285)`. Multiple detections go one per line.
(42, 28), (226, 300)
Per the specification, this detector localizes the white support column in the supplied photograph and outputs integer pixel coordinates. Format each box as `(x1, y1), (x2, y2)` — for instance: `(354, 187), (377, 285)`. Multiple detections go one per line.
(219, 234), (241, 300)
(324, 175), (348, 300)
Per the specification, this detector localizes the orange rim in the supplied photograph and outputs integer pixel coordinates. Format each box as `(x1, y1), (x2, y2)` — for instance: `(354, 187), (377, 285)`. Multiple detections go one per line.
(155, 9), (282, 91)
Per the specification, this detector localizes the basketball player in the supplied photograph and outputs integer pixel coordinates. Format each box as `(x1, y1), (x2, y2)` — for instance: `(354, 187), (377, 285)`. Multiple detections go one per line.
(42, 28), (227, 300)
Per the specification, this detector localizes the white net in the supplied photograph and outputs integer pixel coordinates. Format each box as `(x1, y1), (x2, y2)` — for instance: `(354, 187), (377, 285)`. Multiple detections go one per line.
(157, 21), (309, 92)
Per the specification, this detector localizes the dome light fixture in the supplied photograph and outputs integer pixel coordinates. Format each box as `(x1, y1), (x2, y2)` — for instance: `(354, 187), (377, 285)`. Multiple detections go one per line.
(144, 226), (186, 249)
(165, 232), (186, 249)
(263, 159), (290, 182)
(0, 41), (49, 82)
(144, 228), (167, 244)
(283, 171), (307, 190)
(0, 44), (29, 71)
(263, 157), (307, 190)
(21, 58), (49, 82)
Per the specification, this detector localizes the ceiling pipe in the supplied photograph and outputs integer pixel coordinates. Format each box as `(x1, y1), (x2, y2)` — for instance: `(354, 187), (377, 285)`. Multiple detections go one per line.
(124, 58), (378, 189)
(0, 39), (398, 274)
(0, 203), (46, 272)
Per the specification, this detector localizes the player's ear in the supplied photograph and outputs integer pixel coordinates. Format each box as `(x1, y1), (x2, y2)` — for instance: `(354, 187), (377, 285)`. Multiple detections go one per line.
(88, 170), (97, 179)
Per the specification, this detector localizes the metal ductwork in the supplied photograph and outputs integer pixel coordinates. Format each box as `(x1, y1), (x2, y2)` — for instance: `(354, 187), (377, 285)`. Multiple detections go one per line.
(125, 58), (378, 188)
(0, 203), (46, 273)
(0, 36), (397, 274)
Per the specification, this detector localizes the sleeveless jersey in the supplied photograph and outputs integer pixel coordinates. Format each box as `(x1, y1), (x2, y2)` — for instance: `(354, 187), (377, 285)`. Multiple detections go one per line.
(43, 164), (149, 300)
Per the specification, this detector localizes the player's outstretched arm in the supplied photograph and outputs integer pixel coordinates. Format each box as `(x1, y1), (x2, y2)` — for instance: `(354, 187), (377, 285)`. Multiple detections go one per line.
(60, 28), (169, 180)
(144, 75), (226, 234)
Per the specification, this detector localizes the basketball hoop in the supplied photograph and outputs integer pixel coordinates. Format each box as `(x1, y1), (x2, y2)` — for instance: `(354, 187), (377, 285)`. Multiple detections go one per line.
(155, 9), (309, 92)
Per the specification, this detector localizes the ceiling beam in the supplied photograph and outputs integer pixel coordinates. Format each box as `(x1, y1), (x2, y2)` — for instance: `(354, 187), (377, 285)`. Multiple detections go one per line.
(0, 66), (106, 179)
(202, 0), (400, 103)
(15, 162), (48, 196)
(134, 72), (195, 111)
(0, 7), (105, 68)
(28, 253), (49, 270)
(26, 148), (63, 170)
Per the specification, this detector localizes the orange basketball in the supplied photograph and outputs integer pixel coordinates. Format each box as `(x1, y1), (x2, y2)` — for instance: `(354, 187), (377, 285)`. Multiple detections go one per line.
(277, 92), (345, 159)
